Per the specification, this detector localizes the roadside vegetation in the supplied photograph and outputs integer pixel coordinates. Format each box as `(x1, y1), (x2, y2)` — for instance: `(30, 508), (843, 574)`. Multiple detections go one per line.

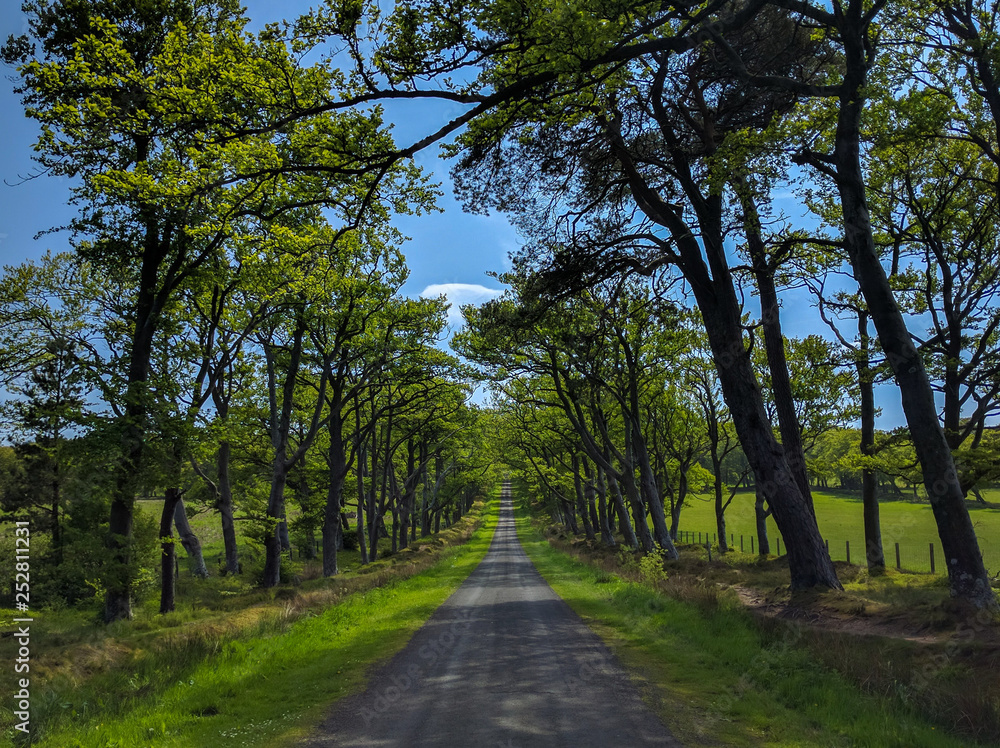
(0, 497), (498, 747)
(2, 0), (1000, 745)
(515, 494), (999, 747)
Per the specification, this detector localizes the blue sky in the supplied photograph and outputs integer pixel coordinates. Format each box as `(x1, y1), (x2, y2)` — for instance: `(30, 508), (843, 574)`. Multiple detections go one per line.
(0, 0), (909, 427)
(0, 0), (512, 314)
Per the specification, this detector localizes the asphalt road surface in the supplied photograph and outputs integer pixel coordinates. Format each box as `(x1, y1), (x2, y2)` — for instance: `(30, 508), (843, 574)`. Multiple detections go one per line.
(302, 485), (681, 747)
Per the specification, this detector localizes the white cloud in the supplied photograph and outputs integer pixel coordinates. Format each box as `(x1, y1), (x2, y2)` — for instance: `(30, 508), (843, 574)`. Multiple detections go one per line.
(420, 283), (502, 326)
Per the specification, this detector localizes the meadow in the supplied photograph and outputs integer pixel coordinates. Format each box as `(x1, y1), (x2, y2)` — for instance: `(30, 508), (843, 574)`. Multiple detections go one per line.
(676, 488), (1000, 574)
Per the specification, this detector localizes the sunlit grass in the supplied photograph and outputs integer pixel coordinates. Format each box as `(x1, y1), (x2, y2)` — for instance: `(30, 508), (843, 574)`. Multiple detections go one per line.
(675, 488), (1000, 574)
(515, 505), (986, 747)
(0, 497), (499, 748)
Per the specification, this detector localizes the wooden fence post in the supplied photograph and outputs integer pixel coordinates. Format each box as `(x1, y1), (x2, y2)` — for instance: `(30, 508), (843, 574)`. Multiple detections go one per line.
(895, 542), (901, 570)
(929, 543), (935, 573)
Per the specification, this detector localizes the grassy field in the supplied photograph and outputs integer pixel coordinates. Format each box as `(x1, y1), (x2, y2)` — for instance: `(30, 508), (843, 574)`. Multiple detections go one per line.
(676, 488), (1000, 574)
(0, 496), (499, 748)
(516, 503), (991, 747)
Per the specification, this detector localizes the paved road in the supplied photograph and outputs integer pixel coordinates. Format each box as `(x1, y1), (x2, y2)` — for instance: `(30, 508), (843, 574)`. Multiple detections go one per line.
(302, 485), (681, 747)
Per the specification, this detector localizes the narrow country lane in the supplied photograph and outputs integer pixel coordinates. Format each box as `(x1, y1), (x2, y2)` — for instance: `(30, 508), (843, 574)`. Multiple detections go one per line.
(301, 485), (682, 747)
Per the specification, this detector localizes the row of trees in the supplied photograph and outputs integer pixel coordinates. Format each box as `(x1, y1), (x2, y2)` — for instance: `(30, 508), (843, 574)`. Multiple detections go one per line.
(0, 0), (495, 621)
(431, 0), (1000, 604)
(0, 245), (497, 614)
(3, 0), (998, 611)
(456, 274), (856, 557)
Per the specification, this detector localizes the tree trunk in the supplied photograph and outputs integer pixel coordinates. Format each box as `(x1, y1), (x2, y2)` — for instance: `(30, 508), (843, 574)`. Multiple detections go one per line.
(262, 315), (306, 588)
(173, 497), (209, 578)
(713, 453), (729, 552)
(583, 459), (601, 532)
(572, 455), (596, 540)
(159, 486), (182, 614)
(669, 495), (682, 542)
(278, 512), (291, 553)
(754, 485), (771, 557)
(608, 472), (637, 547)
(857, 311), (885, 574)
(217, 440), (239, 575)
(604, 101), (838, 590)
(695, 288), (835, 587)
(323, 414), (348, 577)
(834, 16), (992, 606)
(593, 462), (616, 546)
(420, 443), (432, 537)
(628, 418), (677, 556)
(740, 183), (814, 511)
(104, 221), (162, 623)
(617, 461), (654, 552)
(263, 458), (290, 587)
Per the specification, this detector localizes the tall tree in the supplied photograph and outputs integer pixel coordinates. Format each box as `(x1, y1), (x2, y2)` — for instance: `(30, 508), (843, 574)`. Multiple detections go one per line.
(3, 0), (432, 620)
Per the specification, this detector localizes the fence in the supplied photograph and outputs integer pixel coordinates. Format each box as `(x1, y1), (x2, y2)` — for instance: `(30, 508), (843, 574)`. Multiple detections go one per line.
(675, 529), (998, 575)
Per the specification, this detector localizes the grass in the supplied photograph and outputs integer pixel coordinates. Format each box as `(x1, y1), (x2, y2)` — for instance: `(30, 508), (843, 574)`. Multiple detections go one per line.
(515, 499), (995, 747)
(676, 488), (1000, 574)
(0, 496), (499, 748)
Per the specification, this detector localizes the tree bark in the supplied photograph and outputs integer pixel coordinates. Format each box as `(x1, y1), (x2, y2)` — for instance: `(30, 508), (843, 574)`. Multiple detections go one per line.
(173, 497), (209, 578)
(857, 311), (885, 574)
(608, 472), (637, 547)
(159, 487), (182, 614)
(628, 416), (677, 557)
(323, 413), (348, 576)
(604, 110), (839, 590)
(572, 454), (596, 540)
(713, 453), (729, 552)
(833, 10), (992, 606)
(740, 183), (814, 511)
(217, 440), (239, 575)
(592, 461), (616, 546)
(754, 485), (771, 557)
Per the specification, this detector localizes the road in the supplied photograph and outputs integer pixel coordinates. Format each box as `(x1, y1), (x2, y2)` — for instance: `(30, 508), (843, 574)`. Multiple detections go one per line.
(301, 485), (681, 747)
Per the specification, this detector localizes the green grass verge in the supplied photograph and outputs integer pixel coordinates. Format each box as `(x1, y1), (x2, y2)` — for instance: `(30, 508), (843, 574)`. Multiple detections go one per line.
(6, 498), (499, 748)
(514, 503), (982, 748)
(676, 489), (1000, 574)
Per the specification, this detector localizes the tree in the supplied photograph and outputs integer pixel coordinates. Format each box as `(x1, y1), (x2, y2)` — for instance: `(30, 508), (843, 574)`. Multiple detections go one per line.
(3, 0), (432, 620)
(683, 330), (742, 552)
(448, 4), (840, 590)
(755, 0), (995, 605)
(0, 338), (87, 563)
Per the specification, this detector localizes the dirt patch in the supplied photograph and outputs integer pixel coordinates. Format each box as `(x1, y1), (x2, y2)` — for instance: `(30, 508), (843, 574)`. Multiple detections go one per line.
(727, 583), (950, 645)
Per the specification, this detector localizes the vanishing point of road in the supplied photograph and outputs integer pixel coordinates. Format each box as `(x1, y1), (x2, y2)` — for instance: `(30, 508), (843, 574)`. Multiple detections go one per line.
(302, 484), (681, 747)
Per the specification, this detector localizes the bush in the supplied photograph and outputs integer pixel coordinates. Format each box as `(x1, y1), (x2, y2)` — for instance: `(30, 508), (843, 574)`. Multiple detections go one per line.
(638, 549), (669, 584)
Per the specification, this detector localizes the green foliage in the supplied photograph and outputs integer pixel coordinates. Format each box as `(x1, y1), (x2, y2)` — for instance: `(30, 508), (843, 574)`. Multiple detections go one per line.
(517, 508), (979, 747)
(637, 548), (669, 584)
(15, 499), (499, 747)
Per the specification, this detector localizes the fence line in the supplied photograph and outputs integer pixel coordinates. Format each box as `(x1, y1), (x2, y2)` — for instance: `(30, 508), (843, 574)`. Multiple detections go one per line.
(674, 529), (998, 575)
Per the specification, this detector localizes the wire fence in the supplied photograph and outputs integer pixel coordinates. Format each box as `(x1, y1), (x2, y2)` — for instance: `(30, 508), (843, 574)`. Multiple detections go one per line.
(675, 529), (1000, 576)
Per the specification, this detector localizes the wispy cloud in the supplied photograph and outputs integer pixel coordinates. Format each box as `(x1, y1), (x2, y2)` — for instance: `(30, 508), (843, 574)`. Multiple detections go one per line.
(420, 283), (502, 326)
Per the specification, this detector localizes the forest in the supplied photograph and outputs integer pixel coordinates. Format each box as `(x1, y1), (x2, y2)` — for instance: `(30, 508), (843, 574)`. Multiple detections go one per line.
(1, 0), (999, 744)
